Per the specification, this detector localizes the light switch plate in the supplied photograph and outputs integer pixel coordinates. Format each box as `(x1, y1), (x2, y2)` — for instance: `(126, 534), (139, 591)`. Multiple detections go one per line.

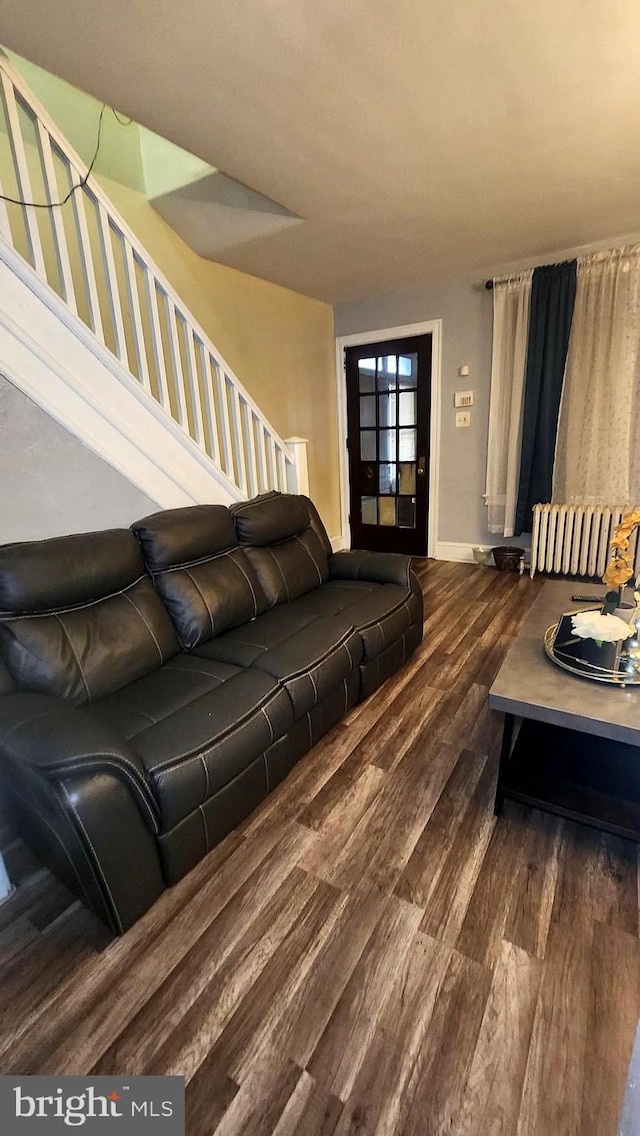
(455, 411), (471, 428)
(454, 390), (474, 408)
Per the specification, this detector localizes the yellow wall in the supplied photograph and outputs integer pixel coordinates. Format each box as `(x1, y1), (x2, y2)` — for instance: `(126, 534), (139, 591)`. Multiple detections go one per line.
(98, 175), (340, 537)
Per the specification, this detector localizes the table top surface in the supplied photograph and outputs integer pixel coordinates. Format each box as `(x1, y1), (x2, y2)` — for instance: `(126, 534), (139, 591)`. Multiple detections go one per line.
(489, 579), (640, 746)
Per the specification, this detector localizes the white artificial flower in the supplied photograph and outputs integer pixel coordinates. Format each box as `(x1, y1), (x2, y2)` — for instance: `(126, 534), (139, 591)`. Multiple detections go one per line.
(571, 611), (634, 643)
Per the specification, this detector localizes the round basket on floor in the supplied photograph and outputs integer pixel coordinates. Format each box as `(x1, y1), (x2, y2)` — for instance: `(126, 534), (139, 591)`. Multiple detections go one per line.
(492, 546), (524, 571)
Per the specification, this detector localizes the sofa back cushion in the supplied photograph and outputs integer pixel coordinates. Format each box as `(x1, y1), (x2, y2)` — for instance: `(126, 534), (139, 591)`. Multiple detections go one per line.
(231, 493), (330, 607)
(132, 505), (268, 649)
(0, 530), (178, 704)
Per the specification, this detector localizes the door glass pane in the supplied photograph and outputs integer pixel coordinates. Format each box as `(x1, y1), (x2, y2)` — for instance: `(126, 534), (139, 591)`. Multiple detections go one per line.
(361, 462), (377, 493)
(399, 462), (416, 493)
(358, 359), (376, 394)
(399, 391), (416, 426)
(359, 395), (376, 427)
(398, 497), (416, 528)
(361, 496), (377, 524)
(379, 463), (397, 494)
(399, 428), (416, 461)
(377, 355), (397, 392)
(379, 430), (396, 461)
(360, 430), (376, 460)
(379, 497), (396, 526)
(398, 354), (418, 389)
(379, 392), (397, 427)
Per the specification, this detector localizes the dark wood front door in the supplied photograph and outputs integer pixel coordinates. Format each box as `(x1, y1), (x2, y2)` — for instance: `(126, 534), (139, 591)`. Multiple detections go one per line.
(345, 334), (431, 555)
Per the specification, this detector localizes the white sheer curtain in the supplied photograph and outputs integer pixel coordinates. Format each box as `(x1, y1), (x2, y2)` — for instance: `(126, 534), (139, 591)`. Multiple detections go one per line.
(485, 271), (532, 535)
(553, 246), (640, 506)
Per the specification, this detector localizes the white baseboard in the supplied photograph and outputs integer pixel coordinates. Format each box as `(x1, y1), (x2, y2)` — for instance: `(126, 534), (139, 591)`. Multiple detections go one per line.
(435, 541), (478, 563)
(330, 534), (347, 552)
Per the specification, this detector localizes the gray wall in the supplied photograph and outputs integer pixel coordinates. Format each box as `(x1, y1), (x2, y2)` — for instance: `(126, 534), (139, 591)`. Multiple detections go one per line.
(0, 375), (160, 542)
(335, 273), (499, 548)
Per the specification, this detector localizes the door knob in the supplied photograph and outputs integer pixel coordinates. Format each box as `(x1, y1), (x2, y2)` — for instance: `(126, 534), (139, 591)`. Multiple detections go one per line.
(417, 456), (426, 476)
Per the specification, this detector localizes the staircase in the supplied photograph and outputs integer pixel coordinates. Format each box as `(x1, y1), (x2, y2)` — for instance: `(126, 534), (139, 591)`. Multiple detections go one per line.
(0, 51), (307, 509)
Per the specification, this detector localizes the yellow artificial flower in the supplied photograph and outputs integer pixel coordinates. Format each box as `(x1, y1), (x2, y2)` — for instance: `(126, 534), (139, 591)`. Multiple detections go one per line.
(603, 507), (640, 591)
(603, 561), (634, 588)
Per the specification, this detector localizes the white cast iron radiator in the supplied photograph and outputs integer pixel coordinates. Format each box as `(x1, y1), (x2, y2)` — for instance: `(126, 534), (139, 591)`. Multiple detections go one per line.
(530, 504), (640, 579)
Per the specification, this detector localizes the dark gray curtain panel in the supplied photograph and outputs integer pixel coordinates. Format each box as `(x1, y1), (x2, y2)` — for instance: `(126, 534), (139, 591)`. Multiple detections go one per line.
(514, 260), (577, 535)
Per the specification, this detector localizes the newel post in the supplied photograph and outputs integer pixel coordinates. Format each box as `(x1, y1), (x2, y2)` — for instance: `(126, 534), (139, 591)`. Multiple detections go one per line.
(285, 437), (310, 496)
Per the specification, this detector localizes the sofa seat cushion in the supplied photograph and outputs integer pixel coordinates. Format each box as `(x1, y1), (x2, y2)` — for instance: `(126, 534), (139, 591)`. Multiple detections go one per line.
(88, 654), (293, 830)
(289, 580), (422, 663)
(190, 604), (321, 667)
(250, 618), (362, 718)
(192, 611), (362, 719)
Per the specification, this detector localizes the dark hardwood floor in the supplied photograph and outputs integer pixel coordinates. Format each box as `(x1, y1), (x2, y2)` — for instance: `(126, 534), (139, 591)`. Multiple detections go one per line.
(0, 560), (638, 1135)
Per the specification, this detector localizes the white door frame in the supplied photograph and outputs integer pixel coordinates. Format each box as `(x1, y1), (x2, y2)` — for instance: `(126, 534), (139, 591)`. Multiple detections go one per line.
(334, 319), (442, 557)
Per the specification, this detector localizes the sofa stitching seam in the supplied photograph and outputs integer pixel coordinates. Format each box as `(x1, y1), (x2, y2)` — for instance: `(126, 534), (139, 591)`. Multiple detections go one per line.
(200, 754), (210, 801)
(353, 595), (411, 634)
(151, 545), (239, 574)
(7, 778), (95, 916)
(62, 784), (123, 934)
(44, 753), (158, 833)
(0, 575), (148, 619)
(230, 556), (260, 616)
(148, 688), (283, 772)
(265, 547), (290, 601)
(198, 803), (210, 852)
(54, 614), (91, 701)
(261, 705), (274, 744)
(294, 535), (324, 585)
(122, 591), (166, 663)
(281, 629), (355, 684)
(184, 568), (216, 639)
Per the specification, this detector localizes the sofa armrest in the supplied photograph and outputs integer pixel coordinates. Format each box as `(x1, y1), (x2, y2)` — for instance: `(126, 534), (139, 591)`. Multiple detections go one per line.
(0, 692), (159, 833)
(329, 549), (413, 589)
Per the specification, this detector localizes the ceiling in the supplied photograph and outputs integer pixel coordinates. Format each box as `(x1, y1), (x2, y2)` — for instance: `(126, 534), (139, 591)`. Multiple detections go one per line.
(3, 1), (640, 302)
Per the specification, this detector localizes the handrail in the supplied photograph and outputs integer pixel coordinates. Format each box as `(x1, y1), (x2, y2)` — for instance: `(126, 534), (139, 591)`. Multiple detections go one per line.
(0, 50), (297, 498)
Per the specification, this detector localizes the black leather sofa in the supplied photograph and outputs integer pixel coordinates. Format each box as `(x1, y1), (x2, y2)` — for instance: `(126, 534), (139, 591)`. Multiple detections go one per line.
(0, 492), (423, 933)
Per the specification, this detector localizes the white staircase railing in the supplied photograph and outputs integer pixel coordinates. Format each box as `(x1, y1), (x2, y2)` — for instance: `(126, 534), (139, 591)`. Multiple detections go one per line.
(0, 51), (299, 499)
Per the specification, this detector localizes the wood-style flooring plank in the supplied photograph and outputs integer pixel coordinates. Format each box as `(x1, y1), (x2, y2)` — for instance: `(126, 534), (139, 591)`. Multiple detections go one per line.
(419, 748), (499, 945)
(334, 931), (452, 1135)
(516, 920), (594, 1136)
(400, 948), (493, 1136)
(277, 885), (389, 1068)
(140, 868), (326, 1083)
(306, 895), (423, 1100)
(456, 939), (542, 1136)
(206, 1058), (301, 1136)
(504, 809), (564, 960)
(191, 878), (349, 1085)
(551, 822), (638, 936)
(394, 747), (488, 908)
(579, 921), (640, 1136)
(455, 808), (529, 969)
(271, 1071), (343, 1136)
